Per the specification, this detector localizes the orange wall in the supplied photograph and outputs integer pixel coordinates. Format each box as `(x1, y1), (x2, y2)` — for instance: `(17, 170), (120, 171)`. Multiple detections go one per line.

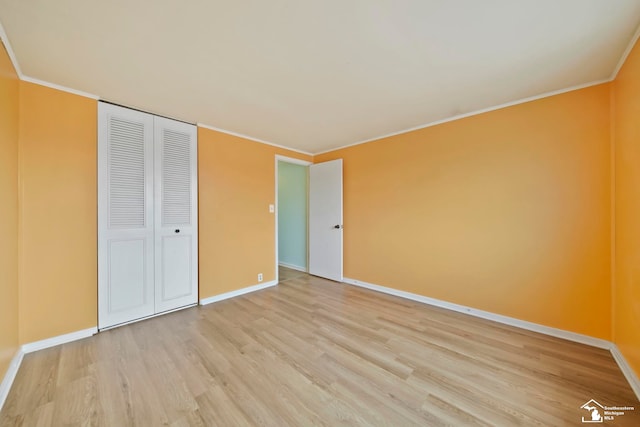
(9, 86), (312, 346)
(198, 127), (311, 298)
(316, 84), (612, 339)
(0, 42), (19, 378)
(18, 82), (97, 343)
(3, 42), (638, 383)
(613, 37), (640, 375)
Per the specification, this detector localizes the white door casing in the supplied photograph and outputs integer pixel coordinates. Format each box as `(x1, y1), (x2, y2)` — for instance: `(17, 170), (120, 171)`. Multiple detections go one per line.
(309, 159), (343, 282)
(98, 103), (155, 329)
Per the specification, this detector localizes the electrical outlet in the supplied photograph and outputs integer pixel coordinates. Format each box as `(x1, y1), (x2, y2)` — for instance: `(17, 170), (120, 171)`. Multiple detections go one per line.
(269, 204), (274, 213)
(258, 273), (263, 282)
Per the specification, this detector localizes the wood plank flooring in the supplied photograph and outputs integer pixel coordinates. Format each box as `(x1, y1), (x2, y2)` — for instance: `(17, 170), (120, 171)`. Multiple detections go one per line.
(1, 267), (638, 426)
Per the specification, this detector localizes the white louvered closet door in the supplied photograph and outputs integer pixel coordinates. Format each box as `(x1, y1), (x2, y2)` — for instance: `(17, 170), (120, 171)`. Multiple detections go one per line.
(98, 103), (155, 329)
(153, 117), (198, 313)
(99, 103), (198, 329)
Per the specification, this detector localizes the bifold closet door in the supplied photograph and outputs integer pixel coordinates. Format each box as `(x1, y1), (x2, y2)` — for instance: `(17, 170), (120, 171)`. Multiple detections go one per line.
(153, 117), (198, 313)
(99, 103), (198, 330)
(98, 103), (155, 329)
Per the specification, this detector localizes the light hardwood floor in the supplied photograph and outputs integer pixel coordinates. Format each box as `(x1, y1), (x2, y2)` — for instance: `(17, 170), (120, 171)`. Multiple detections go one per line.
(1, 267), (638, 426)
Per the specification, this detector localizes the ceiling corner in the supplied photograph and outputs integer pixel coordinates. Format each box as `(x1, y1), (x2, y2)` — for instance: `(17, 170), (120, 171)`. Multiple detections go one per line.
(0, 17), (22, 78)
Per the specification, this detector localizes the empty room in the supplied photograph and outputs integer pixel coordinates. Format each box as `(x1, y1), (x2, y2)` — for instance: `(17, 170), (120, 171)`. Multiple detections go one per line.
(1, 1), (640, 425)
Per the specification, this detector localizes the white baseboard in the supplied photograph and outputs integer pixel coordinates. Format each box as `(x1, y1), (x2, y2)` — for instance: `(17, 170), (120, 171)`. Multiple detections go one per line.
(21, 327), (98, 354)
(343, 277), (640, 400)
(0, 349), (24, 412)
(1, 326), (97, 412)
(610, 344), (640, 400)
(200, 280), (278, 306)
(278, 262), (307, 273)
(343, 277), (612, 349)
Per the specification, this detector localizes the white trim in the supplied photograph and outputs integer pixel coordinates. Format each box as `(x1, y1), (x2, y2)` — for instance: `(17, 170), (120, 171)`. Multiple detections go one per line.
(198, 123), (313, 156)
(199, 280), (278, 306)
(343, 276), (640, 398)
(0, 19), (23, 77)
(20, 75), (99, 100)
(275, 155), (313, 166)
(99, 304), (197, 331)
(313, 79), (611, 155)
(1, 13), (636, 158)
(1, 327), (98, 411)
(611, 22), (640, 80)
(0, 349), (24, 412)
(275, 154), (312, 282)
(610, 344), (640, 400)
(342, 277), (611, 349)
(278, 262), (307, 272)
(100, 100), (194, 126)
(21, 327), (97, 354)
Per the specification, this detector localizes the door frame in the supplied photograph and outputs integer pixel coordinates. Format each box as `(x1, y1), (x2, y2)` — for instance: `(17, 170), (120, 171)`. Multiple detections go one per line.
(275, 155), (312, 283)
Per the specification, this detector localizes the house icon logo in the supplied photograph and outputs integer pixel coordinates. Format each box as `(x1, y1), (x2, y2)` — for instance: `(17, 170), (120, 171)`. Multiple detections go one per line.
(581, 399), (604, 423)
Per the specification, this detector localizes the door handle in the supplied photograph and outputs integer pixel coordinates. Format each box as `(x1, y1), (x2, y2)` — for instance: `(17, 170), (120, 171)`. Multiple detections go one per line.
(333, 225), (343, 229)
(175, 229), (180, 233)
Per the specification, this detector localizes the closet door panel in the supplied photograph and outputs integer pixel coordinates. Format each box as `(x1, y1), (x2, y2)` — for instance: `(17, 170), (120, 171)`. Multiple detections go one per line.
(153, 117), (198, 312)
(160, 235), (192, 300)
(98, 103), (155, 329)
(107, 239), (147, 311)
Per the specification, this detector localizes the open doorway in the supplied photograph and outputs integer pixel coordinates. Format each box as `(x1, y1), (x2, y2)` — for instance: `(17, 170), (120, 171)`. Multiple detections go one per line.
(275, 156), (312, 282)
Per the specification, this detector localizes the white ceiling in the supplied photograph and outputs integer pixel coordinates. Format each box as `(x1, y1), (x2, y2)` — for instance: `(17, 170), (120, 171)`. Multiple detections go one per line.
(1, 1), (639, 154)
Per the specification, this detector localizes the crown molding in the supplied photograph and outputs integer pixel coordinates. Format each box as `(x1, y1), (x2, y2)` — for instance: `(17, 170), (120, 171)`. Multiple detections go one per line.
(2, 17), (99, 99)
(313, 78), (611, 156)
(21, 75), (99, 100)
(197, 122), (313, 156)
(0, 18), (23, 77)
(3, 15), (638, 157)
(611, 21), (640, 80)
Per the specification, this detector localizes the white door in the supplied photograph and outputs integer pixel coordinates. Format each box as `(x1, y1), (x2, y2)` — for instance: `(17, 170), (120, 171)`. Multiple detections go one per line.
(99, 103), (198, 329)
(309, 159), (343, 281)
(98, 103), (155, 329)
(154, 117), (198, 313)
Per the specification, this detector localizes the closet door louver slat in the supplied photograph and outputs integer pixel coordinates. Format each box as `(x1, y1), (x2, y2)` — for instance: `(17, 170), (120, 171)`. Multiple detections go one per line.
(108, 117), (146, 229)
(161, 129), (192, 226)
